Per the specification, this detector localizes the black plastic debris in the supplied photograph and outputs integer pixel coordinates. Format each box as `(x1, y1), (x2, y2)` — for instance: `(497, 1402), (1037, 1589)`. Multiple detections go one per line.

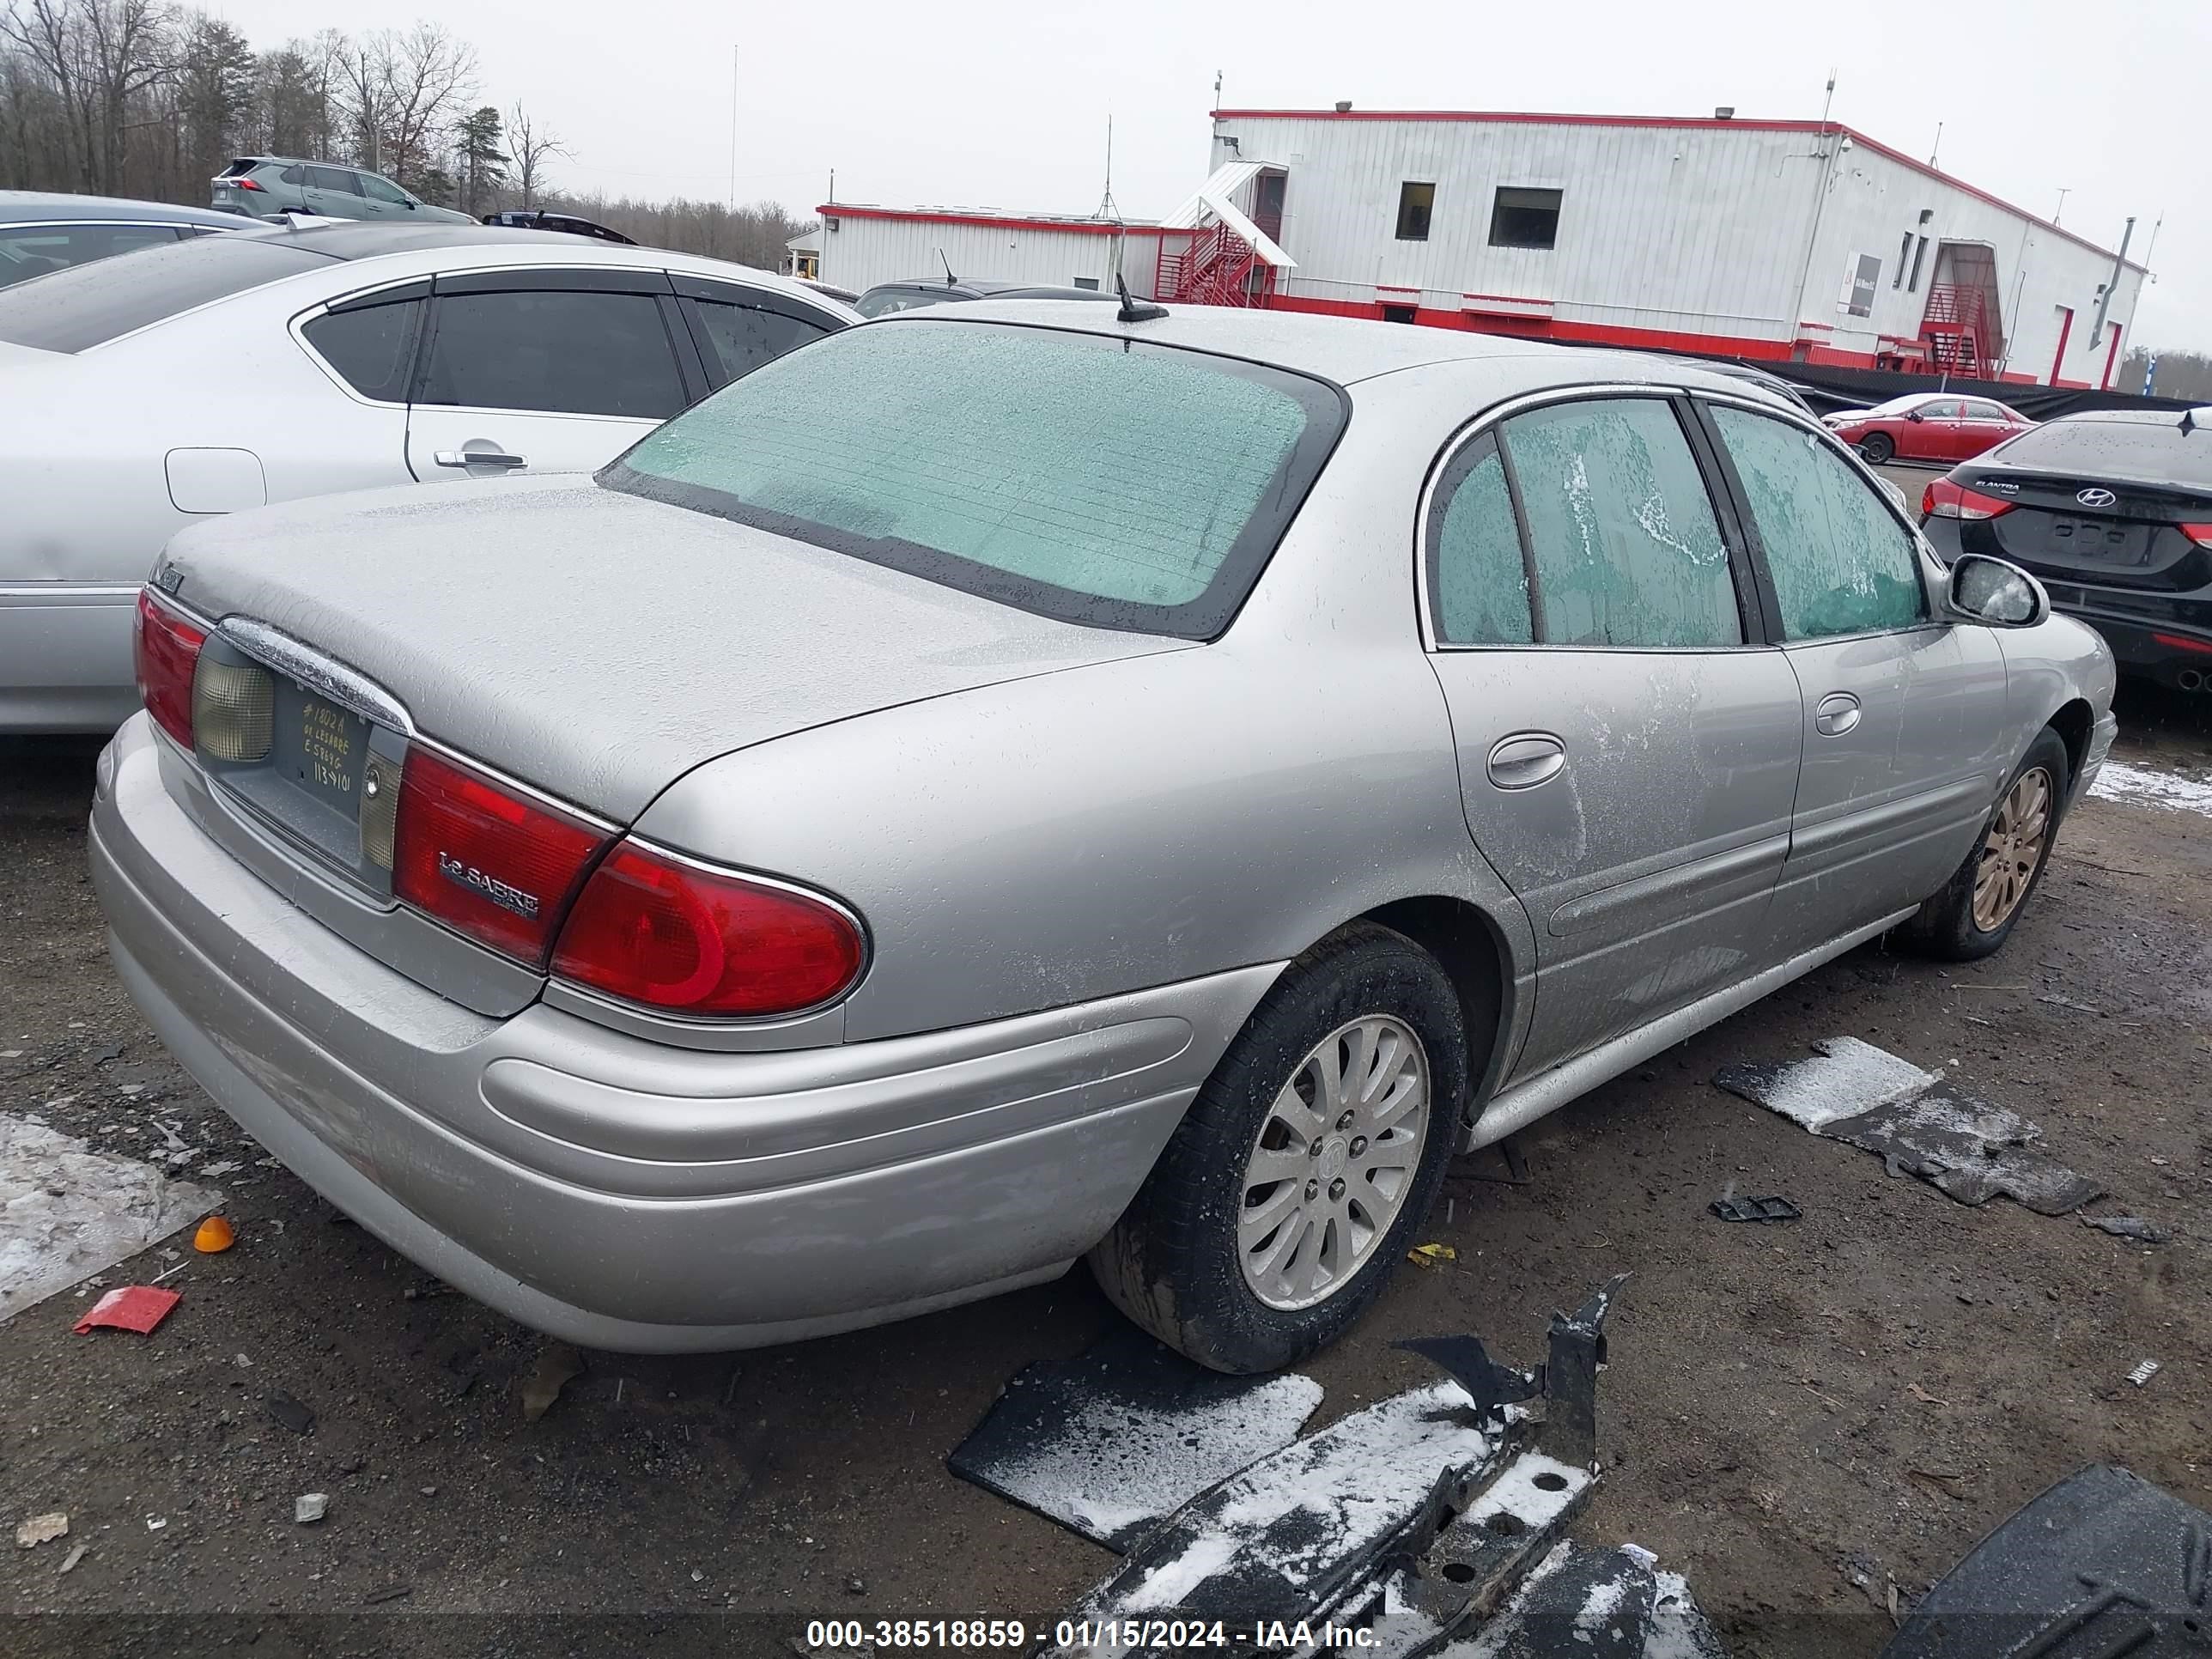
(1048, 1281), (1643, 1657)
(1881, 1465), (2212, 1659)
(265, 1393), (315, 1436)
(1717, 1037), (2101, 1215)
(2085, 1215), (2169, 1243)
(1419, 1541), (1728, 1659)
(1709, 1194), (1802, 1224)
(947, 1324), (1322, 1549)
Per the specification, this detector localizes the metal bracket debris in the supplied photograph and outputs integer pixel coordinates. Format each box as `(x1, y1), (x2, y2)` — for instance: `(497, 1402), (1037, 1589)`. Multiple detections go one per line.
(1045, 1279), (1644, 1656)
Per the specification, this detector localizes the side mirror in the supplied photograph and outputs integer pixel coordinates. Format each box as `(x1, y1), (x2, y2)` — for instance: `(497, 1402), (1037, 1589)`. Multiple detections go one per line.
(1947, 554), (2049, 629)
(1905, 409), (1924, 422)
(404, 199), (417, 210)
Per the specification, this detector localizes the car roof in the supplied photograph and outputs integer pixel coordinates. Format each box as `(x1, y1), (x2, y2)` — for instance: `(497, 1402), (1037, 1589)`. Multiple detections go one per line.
(0, 190), (246, 229)
(892, 299), (1807, 398)
(867, 278), (1114, 300)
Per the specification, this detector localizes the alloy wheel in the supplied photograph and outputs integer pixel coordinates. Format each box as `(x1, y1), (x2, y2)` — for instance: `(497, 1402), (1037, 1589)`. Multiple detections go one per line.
(1972, 766), (2054, 931)
(1237, 1014), (1431, 1311)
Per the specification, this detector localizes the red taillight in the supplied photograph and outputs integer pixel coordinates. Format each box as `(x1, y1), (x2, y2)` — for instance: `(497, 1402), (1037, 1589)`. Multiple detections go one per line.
(235, 176), (264, 191)
(133, 589), (205, 746)
(392, 748), (610, 965)
(2179, 523), (2212, 549)
(552, 842), (866, 1018)
(1922, 477), (2016, 521)
(2153, 631), (2212, 657)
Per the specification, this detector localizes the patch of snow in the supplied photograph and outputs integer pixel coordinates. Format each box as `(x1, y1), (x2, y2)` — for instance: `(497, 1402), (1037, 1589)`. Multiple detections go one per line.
(1741, 1036), (1937, 1131)
(2088, 761), (2212, 819)
(985, 1370), (1322, 1543)
(1572, 1573), (1630, 1641)
(1644, 1570), (1725, 1659)
(1120, 1534), (1239, 1610)
(0, 1115), (221, 1320)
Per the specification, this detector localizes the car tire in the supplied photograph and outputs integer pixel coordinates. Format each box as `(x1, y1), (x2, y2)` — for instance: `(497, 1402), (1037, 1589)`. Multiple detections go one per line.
(1858, 433), (1895, 465)
(1899, 727), (2070, 962)
(1087, 921), (1468, 1374)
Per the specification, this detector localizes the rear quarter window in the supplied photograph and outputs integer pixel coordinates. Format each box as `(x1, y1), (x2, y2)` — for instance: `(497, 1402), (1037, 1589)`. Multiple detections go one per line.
(0, 234), (329, 351)
(602, 319), (1346, 639)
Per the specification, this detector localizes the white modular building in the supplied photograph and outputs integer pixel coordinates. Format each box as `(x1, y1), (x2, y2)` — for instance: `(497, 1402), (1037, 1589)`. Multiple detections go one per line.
(817, 106), (2149, 388)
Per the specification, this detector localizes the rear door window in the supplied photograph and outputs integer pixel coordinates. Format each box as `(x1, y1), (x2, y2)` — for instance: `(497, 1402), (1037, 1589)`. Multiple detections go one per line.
(603, 318), (1346, 639)
(301, 296), (425, 403)
(416, 288), (687, 418)
(1496, 398), (1741, 647)
(307, 166), (362, 196)
(1710, 404), (1926, 638)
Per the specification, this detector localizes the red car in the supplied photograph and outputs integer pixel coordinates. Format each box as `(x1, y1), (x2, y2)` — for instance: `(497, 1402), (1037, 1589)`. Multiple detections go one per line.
(1821, 393), (2035, 465)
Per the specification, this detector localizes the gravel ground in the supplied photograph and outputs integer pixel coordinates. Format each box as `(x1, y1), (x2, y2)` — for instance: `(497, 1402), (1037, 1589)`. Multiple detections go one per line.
(3, 684), (2208, 1657)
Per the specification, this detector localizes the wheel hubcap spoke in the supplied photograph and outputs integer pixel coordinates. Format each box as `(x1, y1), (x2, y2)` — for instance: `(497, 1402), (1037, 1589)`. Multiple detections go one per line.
(1238, 1013), (1431, 1311)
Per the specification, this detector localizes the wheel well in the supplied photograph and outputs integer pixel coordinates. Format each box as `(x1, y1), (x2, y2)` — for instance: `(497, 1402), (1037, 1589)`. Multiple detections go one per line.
(2046, 698), (2093, 787)
(1356, 896), (1511, 1110)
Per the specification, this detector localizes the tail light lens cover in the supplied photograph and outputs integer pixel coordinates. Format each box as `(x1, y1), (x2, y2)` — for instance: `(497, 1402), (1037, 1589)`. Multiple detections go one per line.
(392, 747), (611, 967)
(1923, 477), (2016, 521)
(2179, 523), (2212, 549)
(134, 588), (206, 746)
(552, 842), (866, 1018)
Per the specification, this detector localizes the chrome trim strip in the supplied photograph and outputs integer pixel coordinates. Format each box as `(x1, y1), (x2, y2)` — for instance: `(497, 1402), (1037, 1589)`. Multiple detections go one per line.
(218, 617), (417, 735)
(0, 581), (140, 602)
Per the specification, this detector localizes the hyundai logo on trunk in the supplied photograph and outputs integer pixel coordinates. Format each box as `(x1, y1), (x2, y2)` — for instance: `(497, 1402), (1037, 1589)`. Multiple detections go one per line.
(2076, 487), (2118, 507)
(439, 852), (540, 918)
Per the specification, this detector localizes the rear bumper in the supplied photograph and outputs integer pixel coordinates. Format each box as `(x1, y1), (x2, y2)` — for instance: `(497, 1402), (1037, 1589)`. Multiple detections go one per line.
(0, 583), (137, 733)
(90, 716), (1278, 1351)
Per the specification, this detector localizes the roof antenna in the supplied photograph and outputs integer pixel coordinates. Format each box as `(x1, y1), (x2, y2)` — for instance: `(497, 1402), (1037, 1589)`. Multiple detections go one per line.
(938, 247), (956, 286)
(1097, 113), (1121, 221)
(1115, 272), (1166, 324)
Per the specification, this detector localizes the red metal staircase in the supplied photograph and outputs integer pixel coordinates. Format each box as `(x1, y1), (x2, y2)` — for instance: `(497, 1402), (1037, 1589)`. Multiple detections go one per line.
(1156, 221), (1273, 308)
(1921, 283), (1993, 380)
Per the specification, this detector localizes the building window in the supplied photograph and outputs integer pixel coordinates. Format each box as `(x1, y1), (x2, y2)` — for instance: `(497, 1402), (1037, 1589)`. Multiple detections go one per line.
(1382, 304), (1417, 325)
(1072, 276), (1100, 290)
(1907, 235), (1929, 293)
(1395, 182), (1435, 241)
(1894, 233), (1912, 288)
(1488, 187), (1562, 250)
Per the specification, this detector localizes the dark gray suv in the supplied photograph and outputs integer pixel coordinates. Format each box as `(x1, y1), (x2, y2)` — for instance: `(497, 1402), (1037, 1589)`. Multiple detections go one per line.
(211, 157), (475, 223)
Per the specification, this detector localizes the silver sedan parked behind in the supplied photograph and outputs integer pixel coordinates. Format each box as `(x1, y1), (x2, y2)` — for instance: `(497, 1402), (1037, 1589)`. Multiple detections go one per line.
(0, 221), (854, 733)
(92, 305), (2116, 1372)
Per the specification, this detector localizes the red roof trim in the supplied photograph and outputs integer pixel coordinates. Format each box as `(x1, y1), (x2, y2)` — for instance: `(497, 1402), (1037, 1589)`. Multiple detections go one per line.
(1210, 112), (2147, 272)
(814, 204), (1158, 237)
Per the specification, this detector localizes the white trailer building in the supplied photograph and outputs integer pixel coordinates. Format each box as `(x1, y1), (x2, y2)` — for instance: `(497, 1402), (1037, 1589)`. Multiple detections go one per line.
(817, 107), (2149, 388)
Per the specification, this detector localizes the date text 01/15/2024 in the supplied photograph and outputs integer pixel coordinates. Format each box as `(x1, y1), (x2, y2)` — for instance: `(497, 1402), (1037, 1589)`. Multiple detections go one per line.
(803, 1620), (1381, 1650)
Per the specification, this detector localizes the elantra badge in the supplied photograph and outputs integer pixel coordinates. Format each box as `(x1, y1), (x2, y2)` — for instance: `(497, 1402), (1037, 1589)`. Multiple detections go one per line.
(2075, 487), (2118, 507)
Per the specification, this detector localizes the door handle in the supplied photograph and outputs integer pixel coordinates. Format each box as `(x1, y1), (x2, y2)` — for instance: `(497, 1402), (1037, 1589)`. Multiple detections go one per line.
(434, 448), (528, 470)
(1814, 692), (1863, 737)
(1486, 732), (1566, 791)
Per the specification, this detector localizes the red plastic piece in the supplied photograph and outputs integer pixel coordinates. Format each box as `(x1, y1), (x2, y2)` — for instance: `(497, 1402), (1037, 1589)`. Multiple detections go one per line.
(73, 1285), (182, 1335)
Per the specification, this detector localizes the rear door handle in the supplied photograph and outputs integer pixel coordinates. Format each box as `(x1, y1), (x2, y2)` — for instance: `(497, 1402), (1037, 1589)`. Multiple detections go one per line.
(434, 448), (528, 470)
(1814, 692), (1863, 737)
(1487, 732), (1566, 790)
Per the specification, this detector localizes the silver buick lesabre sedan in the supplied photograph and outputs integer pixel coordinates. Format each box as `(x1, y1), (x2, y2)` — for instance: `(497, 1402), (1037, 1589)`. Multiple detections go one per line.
(91, 302), (2116, 1372)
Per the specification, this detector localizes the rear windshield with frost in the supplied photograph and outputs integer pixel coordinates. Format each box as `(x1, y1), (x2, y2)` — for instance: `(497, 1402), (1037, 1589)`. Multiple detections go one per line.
(1990, 413), (2212, 489)
(0, 234), (330, 352)
(599, 318), (1347, 639)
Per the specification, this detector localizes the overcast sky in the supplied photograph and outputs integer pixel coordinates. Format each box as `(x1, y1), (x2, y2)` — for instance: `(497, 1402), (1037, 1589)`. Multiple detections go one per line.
(210, 0), (2206, 352)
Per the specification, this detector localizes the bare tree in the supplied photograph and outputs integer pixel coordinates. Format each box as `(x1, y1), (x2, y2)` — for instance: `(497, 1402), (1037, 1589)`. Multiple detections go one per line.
(506, 98), (561, 209)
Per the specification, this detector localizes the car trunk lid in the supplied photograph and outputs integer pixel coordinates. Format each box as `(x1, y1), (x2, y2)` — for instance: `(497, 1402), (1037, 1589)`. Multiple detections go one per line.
(1961, 465), (2212, 592)
(156, 475), (1191, 824)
